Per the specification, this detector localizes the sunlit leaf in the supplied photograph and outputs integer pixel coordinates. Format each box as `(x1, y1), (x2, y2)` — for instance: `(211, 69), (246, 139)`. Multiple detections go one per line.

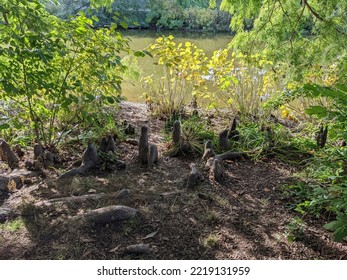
(305, 106), (328, 118)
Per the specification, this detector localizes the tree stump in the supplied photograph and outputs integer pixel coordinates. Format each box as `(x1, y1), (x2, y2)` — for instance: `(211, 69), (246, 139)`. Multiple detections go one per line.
(218, 129), (229, 151)
(172, 120), (181, 144)
(14, 144), (24, 158)
(99, 136), (108, 152)
(78, 205), (137, 224)
(106, 135), (116, 153)
(33, 143), (44, 159)
(139, 126), (149, 165)
(59, 143), (98, 179)
(210, 158), (223, 182)
(83, 143), (99, 167)
(0, 138), (19, 169)
(228, 118), (240, 141)
(202, 140), (216, 161)
(0, 175), (22, 192)
(148, 144), (158, 167)
(186, 163), (204, 188)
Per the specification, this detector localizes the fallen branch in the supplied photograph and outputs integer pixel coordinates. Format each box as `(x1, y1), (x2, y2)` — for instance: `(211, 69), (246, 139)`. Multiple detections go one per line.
(34, 193), (106, 207)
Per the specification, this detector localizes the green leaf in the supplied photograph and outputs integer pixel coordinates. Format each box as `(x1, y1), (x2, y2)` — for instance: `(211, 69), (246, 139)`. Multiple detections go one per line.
(333, 226), (347, 242)
(106, 96), (115, 104)
(120, 21), (128, 29)
(305, 106), (328, 118)
(324, 220), (341, 231)
(76, 26), (87, 34)
(0, 123), (10, 130)
(324, 214), (347, 241)
(92, 15), (99, 22)
(134, 51), (146, 57)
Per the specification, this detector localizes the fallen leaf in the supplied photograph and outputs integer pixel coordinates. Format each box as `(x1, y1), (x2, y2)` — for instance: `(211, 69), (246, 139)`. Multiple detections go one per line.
(109, 245), (121, 253)
(143, 230), (158, 240)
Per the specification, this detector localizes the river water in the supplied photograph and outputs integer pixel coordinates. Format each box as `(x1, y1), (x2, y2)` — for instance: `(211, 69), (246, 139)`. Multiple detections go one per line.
(121, 30), (233, 102)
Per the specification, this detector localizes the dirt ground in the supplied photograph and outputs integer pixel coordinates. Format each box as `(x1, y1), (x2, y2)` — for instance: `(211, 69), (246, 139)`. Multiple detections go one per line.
(1, 101), (347, 260)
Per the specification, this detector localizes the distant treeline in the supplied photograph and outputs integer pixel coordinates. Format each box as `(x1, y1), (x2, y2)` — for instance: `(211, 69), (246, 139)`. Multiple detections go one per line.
(45, 0), (232, 32)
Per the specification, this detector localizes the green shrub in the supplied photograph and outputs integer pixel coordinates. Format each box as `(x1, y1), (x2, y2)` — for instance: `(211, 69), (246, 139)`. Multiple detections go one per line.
(0, 1), (131, 147)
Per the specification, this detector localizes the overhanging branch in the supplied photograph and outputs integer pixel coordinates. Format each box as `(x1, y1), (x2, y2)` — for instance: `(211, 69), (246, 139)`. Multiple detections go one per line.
(303, 0), (324, 22)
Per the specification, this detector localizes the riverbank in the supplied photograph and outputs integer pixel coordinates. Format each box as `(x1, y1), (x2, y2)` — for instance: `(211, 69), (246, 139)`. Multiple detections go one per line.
(1, 101), (346, 260)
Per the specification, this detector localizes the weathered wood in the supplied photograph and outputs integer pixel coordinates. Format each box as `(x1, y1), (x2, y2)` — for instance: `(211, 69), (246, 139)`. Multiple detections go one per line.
(59, 143), (98, 179)
(148, 144), (158, 167)
(34, 193), (105, 207)
(230, 117), (237, 131)
(218, 129), (229, 151)
(186, 163), (204, 188)
(106, 135), (116, 153)
(0, 175), (22, 192)
(125, 244), (150, 255)
(25, 159), (44, 172)
(33, 143), (44, 159)
(0, 138), (19, 169)
(44, 150), (54, 167)
(172, 120), (181, 144)
(228, 118), (239, 141)
(82, 143), (99, 168)
(79, 205), (137, 224)
(59, 164), (90, 180)
(139, 126), (149, 165)
(115, 189), (131, 199)
(215, 151), (247, 161)
(202, 140), (215, 161)
(211, 159), (223, 182)
(13, 144), (24, 158)
(44, 150), (54, 162)
(99, 136), (108, 152)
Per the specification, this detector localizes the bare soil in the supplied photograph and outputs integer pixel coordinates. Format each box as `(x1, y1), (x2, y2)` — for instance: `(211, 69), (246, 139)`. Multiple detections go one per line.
(1, 101), (347, 260)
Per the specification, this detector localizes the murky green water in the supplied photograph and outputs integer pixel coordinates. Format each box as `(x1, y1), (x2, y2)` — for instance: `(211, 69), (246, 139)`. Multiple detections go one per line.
(121, 30), (233, 102)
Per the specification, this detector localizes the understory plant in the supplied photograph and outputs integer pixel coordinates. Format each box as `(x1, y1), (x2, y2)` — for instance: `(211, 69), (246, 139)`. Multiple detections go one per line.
(204, 49), (281, 118)
(142, 35), (208, 117)
(165, 114), (216, 156)
(0, 0), (131, 147)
